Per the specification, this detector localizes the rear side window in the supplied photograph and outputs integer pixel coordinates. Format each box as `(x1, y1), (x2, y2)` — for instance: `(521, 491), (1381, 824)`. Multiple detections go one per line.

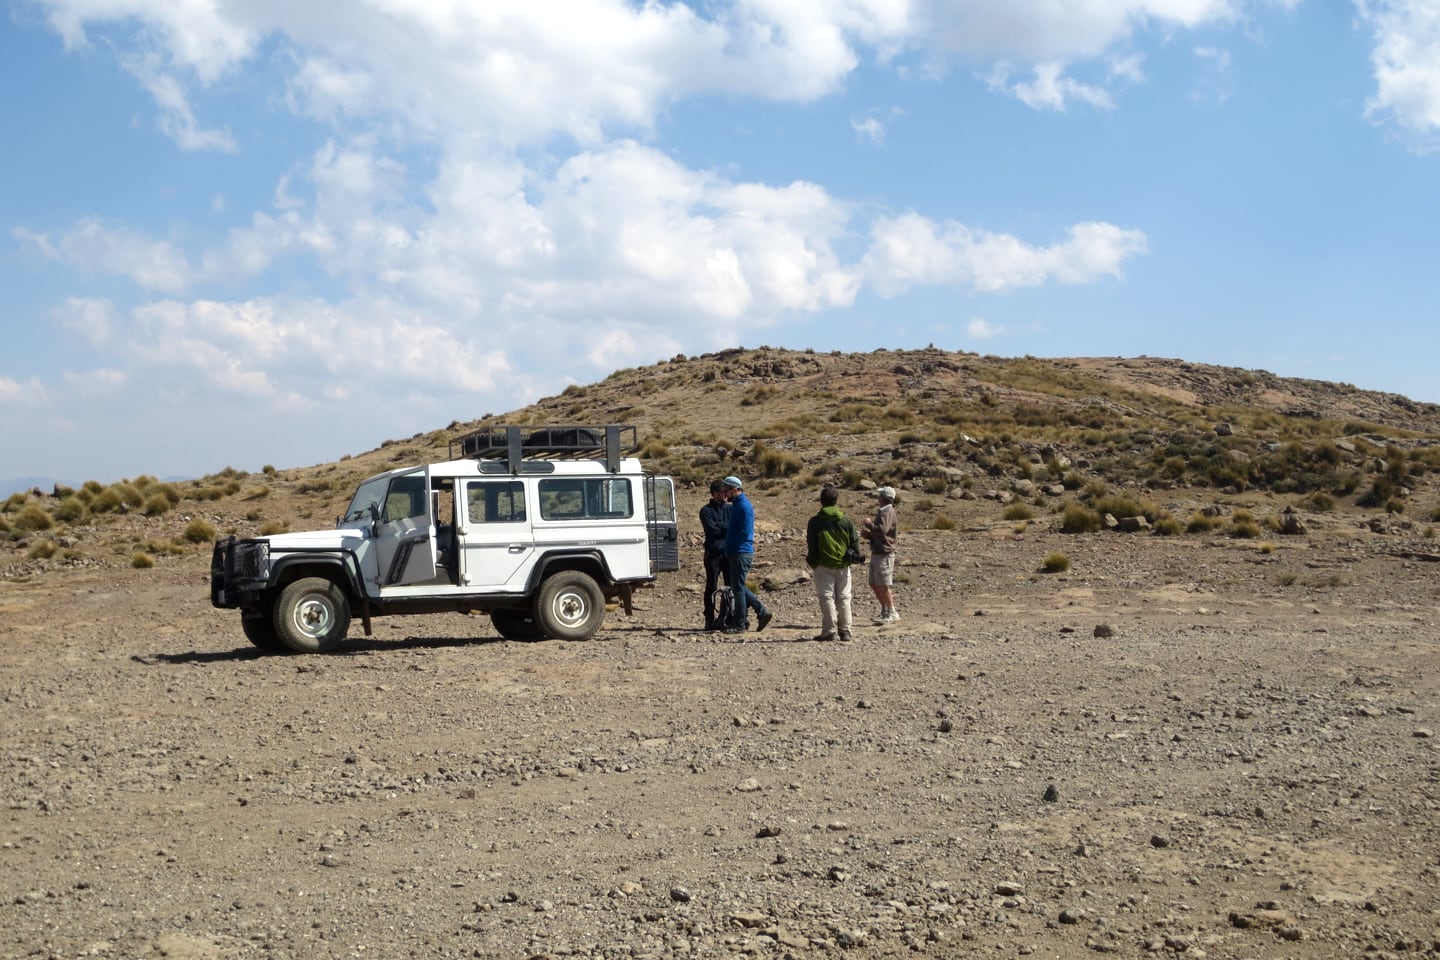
(538, 477), (633, 520)
(467, 481), (527, 524)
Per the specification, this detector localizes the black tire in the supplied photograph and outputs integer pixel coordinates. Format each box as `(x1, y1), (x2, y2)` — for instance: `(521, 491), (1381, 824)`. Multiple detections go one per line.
(241, 613), (285, 652)
(533, 571), (605, 641)
(491, 608), (545, 641)
(274, 577), (350, 653)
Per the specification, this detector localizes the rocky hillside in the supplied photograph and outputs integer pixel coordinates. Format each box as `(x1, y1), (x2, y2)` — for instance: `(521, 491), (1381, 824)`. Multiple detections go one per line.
(4, 347), (1440, 578)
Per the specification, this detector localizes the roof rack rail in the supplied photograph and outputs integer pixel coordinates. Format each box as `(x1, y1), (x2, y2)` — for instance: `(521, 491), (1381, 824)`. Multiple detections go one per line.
(450, 424), (638, 473)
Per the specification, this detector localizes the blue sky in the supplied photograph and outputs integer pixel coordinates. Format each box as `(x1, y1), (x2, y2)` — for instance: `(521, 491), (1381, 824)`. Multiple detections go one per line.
(3, 0), (1438, 487)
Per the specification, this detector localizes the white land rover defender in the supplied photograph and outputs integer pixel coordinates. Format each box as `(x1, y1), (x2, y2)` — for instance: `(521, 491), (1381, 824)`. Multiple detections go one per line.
(210, 425), (679, 653)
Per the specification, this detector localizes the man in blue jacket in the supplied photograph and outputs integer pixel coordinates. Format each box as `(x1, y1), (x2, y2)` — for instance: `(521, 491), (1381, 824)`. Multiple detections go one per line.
(721, 475), (773, 634)
(699, 479), (731, 631)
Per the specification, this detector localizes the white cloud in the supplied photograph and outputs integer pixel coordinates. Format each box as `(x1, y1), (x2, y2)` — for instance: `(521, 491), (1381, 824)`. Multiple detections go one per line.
(1191, 45), (1235, 103)
(0, 375), (48, 406)
(1358, 0), (1440, 146)
(861, 214), (1149, 295)
(991, 61), (1117, 111)
(967, 317), (1005, 339)
(852, 116), (887, 143)
(60, 368), (128, 397)
(19, 221), (194, 294)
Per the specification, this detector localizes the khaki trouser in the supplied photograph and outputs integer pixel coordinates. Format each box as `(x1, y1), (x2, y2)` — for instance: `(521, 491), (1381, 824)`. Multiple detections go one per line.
(813, 564), (853, 636)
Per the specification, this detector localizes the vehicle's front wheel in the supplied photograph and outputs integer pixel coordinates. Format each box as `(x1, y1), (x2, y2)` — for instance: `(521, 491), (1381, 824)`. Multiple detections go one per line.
(491, 608), (544, 641)
(274, 577), (351, 653)
(533, 571), (605, 641)
(241, 612), (285, 652)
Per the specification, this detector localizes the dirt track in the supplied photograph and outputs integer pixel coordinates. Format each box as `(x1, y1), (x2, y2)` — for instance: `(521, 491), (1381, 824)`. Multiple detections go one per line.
(3, 506), (1438, 960)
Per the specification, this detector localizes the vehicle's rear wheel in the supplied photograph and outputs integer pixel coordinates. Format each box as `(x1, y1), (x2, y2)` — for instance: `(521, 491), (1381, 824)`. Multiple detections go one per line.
(241, 612), (285, 652)
(533, 571), (605, 641)
(491, 608), (545, 641)
(274, 577), (350, 653)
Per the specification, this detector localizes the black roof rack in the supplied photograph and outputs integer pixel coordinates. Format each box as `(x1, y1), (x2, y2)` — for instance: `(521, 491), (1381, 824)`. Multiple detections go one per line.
(450, 424), (638, 473)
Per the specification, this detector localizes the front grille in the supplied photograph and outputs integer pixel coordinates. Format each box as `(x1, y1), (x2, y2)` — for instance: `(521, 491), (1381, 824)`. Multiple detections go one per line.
(232, 540), (270, 581)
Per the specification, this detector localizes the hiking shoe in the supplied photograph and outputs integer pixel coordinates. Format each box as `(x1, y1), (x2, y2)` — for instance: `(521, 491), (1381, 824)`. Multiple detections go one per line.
(812, 632), (838, 642)
(756, 610), (773, 632)
(837, 632), (853, 642)
(722, 625), (747, 635)
(879, 610), (900, 624)
(870, 611), (889, 623)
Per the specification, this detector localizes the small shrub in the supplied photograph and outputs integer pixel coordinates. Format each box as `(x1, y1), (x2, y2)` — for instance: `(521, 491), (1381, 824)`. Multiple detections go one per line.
(183, 518), (216, 543)
(28, 540), (57, 560)
(1003, 503), (1034, 522)
(1304, 492), (1335, 513)
(111, 482), (143, 509)
(1060, 502), (1101, 533)
(1230, 510), (1260, 539)
(1186, 512), (1222, 533)
(1258, 542), (1276, 554)
(923, 476), (948, 495)
(131, 551), (155, 569)
(54, 496), (89, 523)
(752, 443), (802, 478)
(933, 515), (956, 530)
(14, 504), (53, 532)
(142, 493), (173, 517)
(1153, 515), (1181, 536)
(1041, 552), (1071, 573)
(259, 521), (289, 536)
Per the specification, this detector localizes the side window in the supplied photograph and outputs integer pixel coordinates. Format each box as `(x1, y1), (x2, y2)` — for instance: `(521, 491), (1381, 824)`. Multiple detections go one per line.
(538, 478), (632, 520)
(467, 481), (527, 524)
(383, 473), (427, 523)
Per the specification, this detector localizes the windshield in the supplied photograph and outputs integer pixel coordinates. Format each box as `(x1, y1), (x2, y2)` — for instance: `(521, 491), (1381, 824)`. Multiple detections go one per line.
(340, 475), (394, 527)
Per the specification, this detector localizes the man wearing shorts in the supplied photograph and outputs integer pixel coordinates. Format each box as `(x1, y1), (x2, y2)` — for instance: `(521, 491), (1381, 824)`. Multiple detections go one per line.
(862, 486), (899, 623)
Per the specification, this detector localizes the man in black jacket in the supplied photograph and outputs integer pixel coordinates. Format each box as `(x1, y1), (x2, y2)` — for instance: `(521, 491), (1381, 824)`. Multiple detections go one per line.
(699, 479), (731, 630)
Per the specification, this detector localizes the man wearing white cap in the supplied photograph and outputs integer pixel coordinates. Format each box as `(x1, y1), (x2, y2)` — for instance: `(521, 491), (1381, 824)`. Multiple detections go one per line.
(861, 486), (899, 623)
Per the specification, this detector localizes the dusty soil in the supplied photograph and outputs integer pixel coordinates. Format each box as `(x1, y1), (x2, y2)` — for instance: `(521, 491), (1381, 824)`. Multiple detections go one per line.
(2, 485), (1438, 960)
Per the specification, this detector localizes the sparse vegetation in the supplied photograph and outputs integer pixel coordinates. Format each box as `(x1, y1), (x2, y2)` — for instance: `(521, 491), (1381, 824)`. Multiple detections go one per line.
(183, 518), (217, 543)
(1060, 502), (1101, 533)
(1041, 551), (1070, 573)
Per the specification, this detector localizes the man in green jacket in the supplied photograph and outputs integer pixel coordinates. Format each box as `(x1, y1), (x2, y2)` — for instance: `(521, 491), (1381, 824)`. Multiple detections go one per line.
(805, 485), (861, 642)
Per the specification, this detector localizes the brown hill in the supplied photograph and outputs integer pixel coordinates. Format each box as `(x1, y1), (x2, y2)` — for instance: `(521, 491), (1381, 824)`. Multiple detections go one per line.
(4, 348), (1440, 577)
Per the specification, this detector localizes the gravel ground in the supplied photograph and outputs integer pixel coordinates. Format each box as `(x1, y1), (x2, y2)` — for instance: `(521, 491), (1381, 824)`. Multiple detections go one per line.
(2, 512), (1439, 960)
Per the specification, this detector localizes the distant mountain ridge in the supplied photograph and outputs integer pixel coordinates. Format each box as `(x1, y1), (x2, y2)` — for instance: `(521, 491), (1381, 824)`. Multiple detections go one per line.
(2, 477), (64, 499)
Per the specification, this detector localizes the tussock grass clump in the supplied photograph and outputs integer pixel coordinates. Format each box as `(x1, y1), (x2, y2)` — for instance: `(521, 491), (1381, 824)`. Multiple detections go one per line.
(1003, 503), (1034, 522)
(933, 515), (956, 530)
(131, 551), (155, 569)
(1041, 551), (1071, 573)
(14, 504), (53, 532)
(751, 442), (802, 478)
(259, 521), (289, 536)
(142, 493), (173, 517)
(1152, 514), (1182, 536)
(1186, 512), (1223, 533)
(54, 496), (89, 523)
(1060, 502), (1101, 533)
(183, 518), (217, 543)
(28, 540), (57, 560)
(1230, 510), (1261, 539)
